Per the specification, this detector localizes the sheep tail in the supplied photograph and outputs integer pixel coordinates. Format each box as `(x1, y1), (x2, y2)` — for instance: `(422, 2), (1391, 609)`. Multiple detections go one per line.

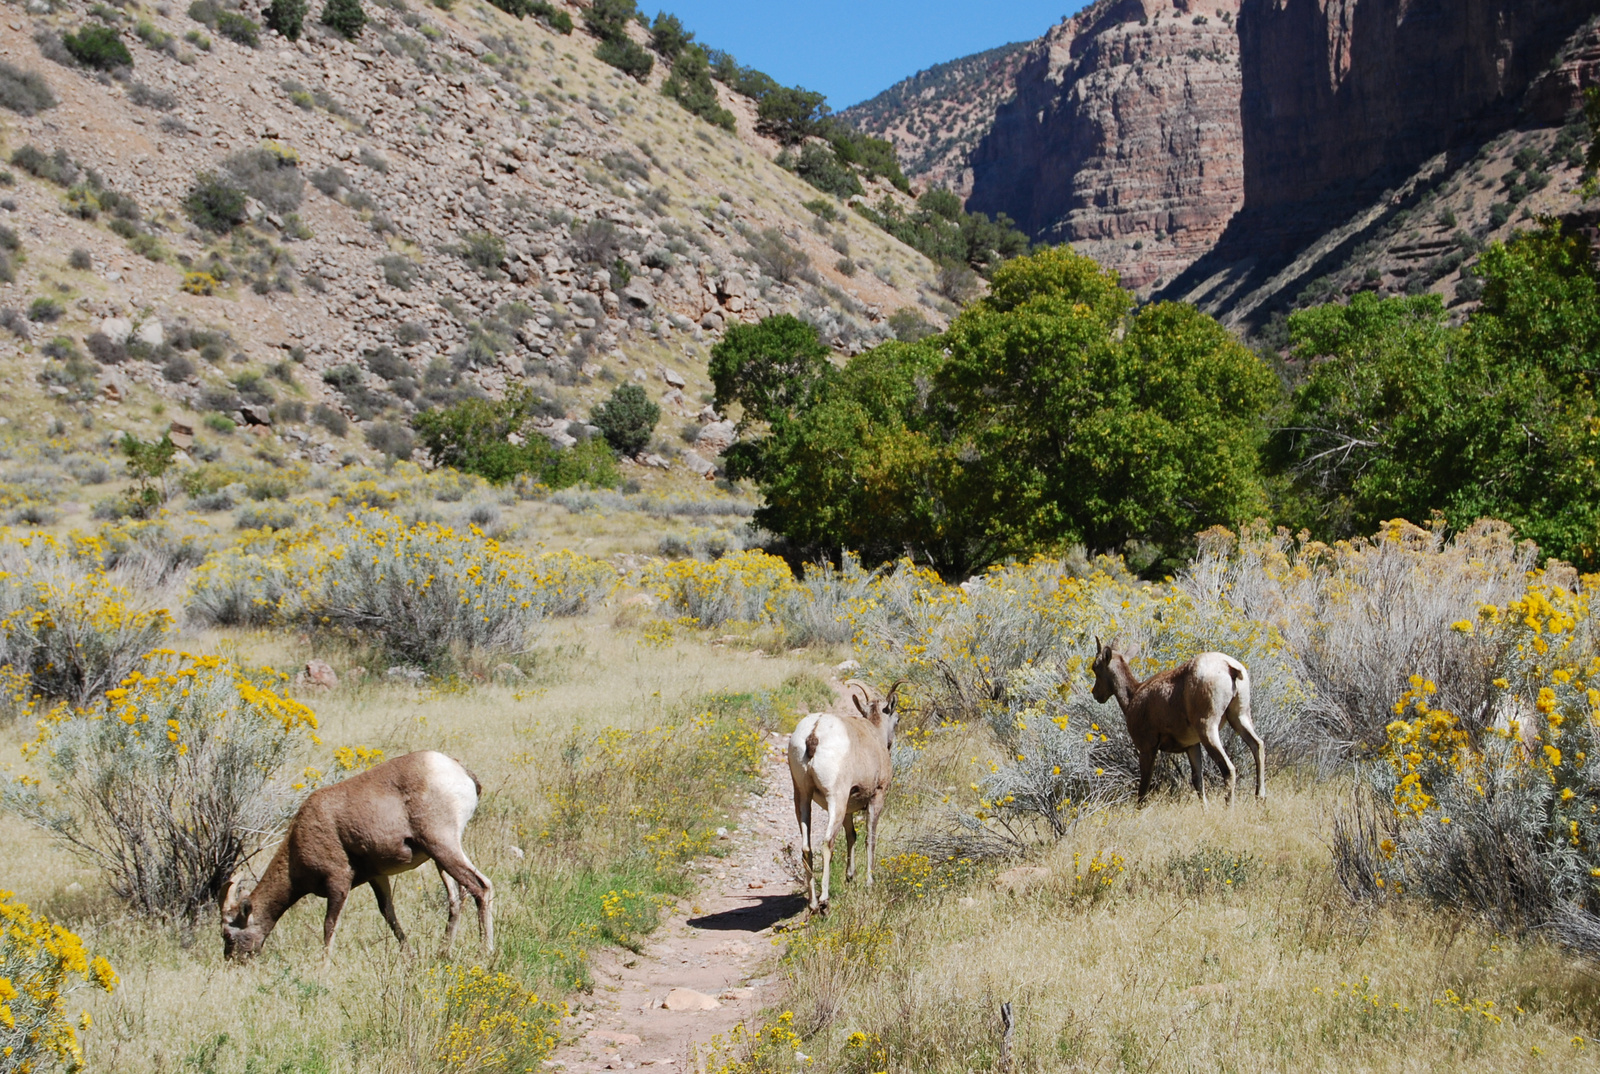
(804, 726), (820, 763)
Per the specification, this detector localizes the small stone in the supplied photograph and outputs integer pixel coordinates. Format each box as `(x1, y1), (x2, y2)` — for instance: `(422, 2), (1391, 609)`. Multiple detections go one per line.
(385, 665), (427, 684)
(835, 659), (861, 674)
(661, 988), (720, 1012)
(660, 366), (686, 388)
(305, 659), (338, 689)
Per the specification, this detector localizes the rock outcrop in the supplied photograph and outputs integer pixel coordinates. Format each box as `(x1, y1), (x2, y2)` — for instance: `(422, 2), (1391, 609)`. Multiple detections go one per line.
(966, 0), (1245, 292)
(1230, 0), (1600, 258)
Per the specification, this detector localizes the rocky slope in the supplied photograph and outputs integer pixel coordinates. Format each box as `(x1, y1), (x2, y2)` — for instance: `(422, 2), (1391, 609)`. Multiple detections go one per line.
(837, 40), (1030, 200)
(967, 0), (1244, 293)
(0, 0), (946, 477)
(1165, 1), (1600, 325)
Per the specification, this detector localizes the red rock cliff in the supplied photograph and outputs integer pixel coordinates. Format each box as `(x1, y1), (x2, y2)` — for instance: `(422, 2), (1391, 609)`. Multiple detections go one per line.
(967, 0), (1244, 292)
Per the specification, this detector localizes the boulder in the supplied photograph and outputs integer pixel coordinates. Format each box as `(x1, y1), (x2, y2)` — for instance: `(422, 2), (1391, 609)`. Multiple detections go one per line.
(641, 453), (671, 470)
(99, 317), (133, 345)
(385, 666), (427, 684)
(305, 660), (338, 689)
(621, 280), (655, 310)
(662, 988), (720, 1012)
(134, 320), (164, 347)
(696, 420), (737, 454)
(660, 366), (687, 388)
(238, 404), (273, 426)
(168, 421), (195, 450)
(681, 450), (716, 477)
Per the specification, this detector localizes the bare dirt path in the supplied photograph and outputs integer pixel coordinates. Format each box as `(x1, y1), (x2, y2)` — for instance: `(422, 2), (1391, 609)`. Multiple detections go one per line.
(548, 711), (826, 1071)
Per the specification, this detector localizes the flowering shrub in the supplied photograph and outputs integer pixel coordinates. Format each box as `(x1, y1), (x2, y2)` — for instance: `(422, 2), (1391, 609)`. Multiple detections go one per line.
(423, 965), (563, 1073)
(695, 1011), (808, 1074)
(0, 528), (173, 707)
(1334, 579), (1600, 956)
(1, 650), (319, 919)
(0, 891), (117, 1073)
(188, 509), (614, 664)
(645, 549), (799, 630)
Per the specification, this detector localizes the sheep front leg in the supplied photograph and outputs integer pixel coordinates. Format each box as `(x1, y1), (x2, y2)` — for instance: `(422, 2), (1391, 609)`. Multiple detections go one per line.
(865, 789), (886, 887)
(794, 791), (818, 911)
(843, 811), (858, 883)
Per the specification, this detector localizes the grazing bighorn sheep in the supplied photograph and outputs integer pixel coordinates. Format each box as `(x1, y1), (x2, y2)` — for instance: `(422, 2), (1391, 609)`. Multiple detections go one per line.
(1090, 639), (1265, 806)
(220, 750), (493, 961)
(787, 680), (903, 913)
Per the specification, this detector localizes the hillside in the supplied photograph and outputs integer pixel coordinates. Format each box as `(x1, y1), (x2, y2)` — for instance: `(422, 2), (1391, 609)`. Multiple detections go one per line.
(837, 40), (1030, 200)
(0, 0), (948, 487)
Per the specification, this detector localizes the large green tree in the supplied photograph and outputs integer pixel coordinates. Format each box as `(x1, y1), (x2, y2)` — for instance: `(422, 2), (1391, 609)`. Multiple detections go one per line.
(1273, 223), (1600, 567)
(725, 248), (1280, 576)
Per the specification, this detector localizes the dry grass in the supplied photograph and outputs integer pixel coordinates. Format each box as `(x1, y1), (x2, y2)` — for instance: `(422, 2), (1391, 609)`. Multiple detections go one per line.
(1, 614), (826, 1073)
(774, 729), (1600, 1072)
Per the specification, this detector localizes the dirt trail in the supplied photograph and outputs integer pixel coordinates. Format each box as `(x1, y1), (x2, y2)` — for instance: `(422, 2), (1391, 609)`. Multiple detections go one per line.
(549, 692), (848, 1071)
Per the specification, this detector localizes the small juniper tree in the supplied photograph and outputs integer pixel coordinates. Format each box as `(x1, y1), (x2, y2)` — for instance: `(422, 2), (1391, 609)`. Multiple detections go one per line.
(119, 432), (176, 516)
(591, 383), (660, 457)
(264, 0), (308, 40)
(320, 0), (365, 39)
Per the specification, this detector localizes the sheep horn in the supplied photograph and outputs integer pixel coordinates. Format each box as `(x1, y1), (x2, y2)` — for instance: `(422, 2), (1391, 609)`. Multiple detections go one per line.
(842, 678), (872, 703)
(885, 679), (909, 709)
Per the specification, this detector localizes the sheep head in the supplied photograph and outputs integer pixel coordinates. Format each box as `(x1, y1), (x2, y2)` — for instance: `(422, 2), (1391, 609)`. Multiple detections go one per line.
(219, 879), (266, 962)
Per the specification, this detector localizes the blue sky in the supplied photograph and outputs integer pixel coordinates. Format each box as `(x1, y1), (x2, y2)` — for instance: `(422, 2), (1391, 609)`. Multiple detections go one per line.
(653, 2), (1088, 110)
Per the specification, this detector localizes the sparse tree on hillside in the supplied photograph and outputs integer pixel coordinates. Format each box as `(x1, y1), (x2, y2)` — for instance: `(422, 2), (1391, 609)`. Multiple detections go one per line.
(264, 0), (308, 40)
(591, 383), (660, 457)
(756, 86), (829, 145)
(650, 11), (692, 61)
(320, 0), (365, 39)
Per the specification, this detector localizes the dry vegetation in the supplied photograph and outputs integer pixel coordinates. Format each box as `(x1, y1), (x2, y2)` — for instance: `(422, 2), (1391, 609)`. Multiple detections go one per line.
(4, 414), (1600, 1072)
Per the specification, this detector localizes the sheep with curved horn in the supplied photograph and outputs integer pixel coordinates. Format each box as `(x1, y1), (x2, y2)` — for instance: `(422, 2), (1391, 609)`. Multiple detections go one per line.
(220, 750), (493, 961)
(787, 679), (906, 913)
(1089, 638), (1265, 806)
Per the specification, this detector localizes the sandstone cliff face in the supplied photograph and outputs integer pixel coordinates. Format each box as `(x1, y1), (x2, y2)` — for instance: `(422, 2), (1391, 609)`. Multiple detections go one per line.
(1232, 0), (1600, 257)
(967, 0), (1244, 292)
(839, 42), (1031, 200)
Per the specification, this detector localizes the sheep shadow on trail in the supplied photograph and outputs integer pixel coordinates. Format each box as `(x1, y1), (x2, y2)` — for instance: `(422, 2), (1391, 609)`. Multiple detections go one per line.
(687, 894), (807, 932)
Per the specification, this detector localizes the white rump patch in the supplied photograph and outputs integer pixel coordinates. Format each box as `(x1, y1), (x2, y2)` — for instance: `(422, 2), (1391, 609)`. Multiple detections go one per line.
(423, 751), (480, 835)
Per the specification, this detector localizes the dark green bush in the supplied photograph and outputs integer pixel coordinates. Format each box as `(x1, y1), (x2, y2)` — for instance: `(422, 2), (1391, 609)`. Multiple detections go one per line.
(10, 145), (77, 186)
(650, 12), (691, 61)
(454, 231), (506, 278)
(263, 0), (308, 40)
(27, 297), (64, 323)
(590, 382), (659, 456)
(311, 403), (349, 437)
(215, 11), (260, 47)
(62, 25), (133, 70)
(0, 62), (55, 116)
(320, 0), (366, 39)
(184, 172), (248, 233)
(596, 36), (653, 81)
(414, 389), (619, 488)
(221, 146), (303, 214)
(662, 45), (734, 130)
(786, 142), (861, 198)
(756, 86), (827, 145)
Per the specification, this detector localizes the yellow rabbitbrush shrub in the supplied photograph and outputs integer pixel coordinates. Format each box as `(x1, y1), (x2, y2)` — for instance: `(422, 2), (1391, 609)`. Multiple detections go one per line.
(1336, 579), (1600, 957)
(1, 651), (319, 920)
(0, 890), (117, 1073)
(187, 509), (615, 665)
(0, 528), (174, 708)
(424, 964), (564, 1074)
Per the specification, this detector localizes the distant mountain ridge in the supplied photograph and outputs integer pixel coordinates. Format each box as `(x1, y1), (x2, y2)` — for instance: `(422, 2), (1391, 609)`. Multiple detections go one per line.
(838, 41), (1031, 200)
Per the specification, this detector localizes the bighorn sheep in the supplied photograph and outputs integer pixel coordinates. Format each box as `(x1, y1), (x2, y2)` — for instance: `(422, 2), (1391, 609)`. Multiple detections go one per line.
(220, 750), (493, 960)
(787, 680), (903, 913)
(1090, 639), (1265, 806)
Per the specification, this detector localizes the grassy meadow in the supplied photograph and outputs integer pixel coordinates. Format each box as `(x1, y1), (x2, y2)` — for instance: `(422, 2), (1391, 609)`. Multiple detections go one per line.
(2, 436), (1600, 1073)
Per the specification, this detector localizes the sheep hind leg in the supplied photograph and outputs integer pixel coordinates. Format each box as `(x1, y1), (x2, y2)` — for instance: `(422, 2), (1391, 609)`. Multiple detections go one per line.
(1201, 725), (1237, 806)
(436, 851), (494, 952)
(818, 799), (848, 913)
(438, 865), (463, 950)
(1225, 703), (1267, 799)
(370, 874), (408, 947)
(843, 811), (858, 883)
(795, 791), (817, 912)
(1186, 744), (1207, 806)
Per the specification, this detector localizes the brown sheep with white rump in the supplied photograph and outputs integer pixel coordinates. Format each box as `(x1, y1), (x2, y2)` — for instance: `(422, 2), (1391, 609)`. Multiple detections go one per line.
(1090, 639), (1266, 806)
(220, 750), (493, 960)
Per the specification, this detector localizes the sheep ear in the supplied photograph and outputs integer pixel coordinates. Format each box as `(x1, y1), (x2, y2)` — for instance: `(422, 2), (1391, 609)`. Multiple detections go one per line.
(852, 693), (869, 718)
